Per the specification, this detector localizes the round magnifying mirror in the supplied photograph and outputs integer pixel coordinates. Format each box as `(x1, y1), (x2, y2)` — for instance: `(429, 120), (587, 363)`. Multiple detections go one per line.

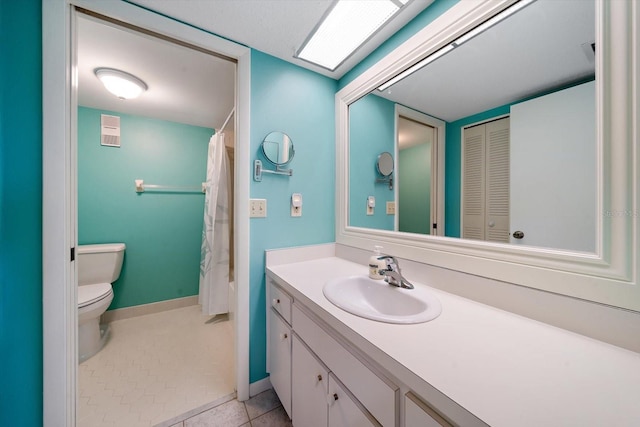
(376, 152), (394, 177)
(261, 131), (295, 166)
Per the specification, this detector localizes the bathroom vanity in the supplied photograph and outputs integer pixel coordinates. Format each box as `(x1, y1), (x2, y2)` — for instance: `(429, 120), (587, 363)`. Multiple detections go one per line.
(265, 245), (640, 427)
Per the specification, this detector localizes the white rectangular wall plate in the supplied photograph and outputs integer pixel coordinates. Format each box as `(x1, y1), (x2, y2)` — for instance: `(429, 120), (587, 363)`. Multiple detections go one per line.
(291, 193), (302, 217)
(386, 201), (395, 215)
(367, 196), (375, 215)
(250, 199), (267, 218)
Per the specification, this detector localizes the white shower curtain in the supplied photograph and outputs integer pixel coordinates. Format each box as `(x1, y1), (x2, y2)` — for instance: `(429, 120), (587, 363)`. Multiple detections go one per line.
(199, 131), (230, 316)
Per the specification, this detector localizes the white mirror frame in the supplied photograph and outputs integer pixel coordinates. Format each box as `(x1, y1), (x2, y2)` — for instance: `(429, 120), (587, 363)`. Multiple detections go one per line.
(336, 0), (640, 311)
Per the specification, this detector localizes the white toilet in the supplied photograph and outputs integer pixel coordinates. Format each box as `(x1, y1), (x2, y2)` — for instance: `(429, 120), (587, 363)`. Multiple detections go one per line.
(77, 243), (126, 362)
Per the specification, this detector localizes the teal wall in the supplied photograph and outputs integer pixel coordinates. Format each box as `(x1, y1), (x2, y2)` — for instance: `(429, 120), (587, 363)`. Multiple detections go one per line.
(249, 50), (337, 382)
(0, 0), (43, 425)
(78, 107), (212, 309)
(399, 143), (432, 234)
(349, 93), (395, 230)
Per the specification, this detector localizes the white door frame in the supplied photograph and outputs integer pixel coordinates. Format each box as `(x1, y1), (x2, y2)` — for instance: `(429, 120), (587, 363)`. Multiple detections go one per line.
(42, 1), (251, 425)
(394, 104), (445, 235)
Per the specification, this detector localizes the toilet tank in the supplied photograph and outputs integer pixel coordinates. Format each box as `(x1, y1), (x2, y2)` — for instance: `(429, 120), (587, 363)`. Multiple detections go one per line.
(77, 243), (126, 286)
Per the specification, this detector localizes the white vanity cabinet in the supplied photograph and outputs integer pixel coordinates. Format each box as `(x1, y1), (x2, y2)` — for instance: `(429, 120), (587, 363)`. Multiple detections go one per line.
(268, 280), (390, 426)
(267, 278), (463, 426)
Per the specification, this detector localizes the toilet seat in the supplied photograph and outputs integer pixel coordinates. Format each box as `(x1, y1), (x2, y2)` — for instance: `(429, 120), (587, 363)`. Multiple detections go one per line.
(78, 283), (113, 308)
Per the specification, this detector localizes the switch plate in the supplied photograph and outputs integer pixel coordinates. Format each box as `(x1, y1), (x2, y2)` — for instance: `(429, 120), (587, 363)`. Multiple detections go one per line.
(386, 201), (395, 215)
(250, 199), (267, 217)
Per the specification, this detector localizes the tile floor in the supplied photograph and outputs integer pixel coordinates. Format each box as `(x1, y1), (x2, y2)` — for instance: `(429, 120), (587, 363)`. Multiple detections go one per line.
(79, 305), (236, 426)
(158, 389), (292, 427)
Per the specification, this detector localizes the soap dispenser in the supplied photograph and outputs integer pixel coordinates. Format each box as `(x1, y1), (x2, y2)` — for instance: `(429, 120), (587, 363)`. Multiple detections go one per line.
(368, 246), (385, 280)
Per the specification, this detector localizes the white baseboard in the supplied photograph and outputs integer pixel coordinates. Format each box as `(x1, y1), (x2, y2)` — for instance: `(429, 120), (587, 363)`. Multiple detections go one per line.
(102, 296), (199, 323)
(248, 377), (272, 399)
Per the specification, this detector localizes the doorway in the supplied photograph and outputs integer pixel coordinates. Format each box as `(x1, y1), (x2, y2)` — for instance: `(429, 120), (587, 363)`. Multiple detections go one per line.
(75, 11), (238, 425)
(394, 105), (445, 236)
(42, 1), (251, 425)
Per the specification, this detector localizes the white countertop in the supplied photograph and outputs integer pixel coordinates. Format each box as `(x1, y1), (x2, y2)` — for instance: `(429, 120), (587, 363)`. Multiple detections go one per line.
(267, 256), (640, 427)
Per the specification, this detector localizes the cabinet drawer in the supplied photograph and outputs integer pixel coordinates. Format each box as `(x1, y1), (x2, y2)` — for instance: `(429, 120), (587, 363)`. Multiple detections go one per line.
(293, 304), (398, 427)
(405, 393), (453, 427)
(269, 281), (292, 324)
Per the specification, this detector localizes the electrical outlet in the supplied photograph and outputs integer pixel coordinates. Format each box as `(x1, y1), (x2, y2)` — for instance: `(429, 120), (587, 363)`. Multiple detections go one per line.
(250, 199), (267, 218)
(291, 193), (302, 217)
(366, 196), (375, 216)
(386, 201), (395, 215)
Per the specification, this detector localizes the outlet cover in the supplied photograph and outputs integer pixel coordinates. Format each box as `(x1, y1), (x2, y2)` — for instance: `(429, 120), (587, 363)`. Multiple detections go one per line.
(386, 201), (396, 215)
(250, 199), (267, 218)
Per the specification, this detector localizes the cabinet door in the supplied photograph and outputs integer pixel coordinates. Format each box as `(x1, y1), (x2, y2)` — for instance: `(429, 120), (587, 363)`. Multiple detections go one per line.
(292, 335), (328, 427)
(328, 374), (380, 427)
(269, 310), (292, 417)
(405, 393), (452, 427)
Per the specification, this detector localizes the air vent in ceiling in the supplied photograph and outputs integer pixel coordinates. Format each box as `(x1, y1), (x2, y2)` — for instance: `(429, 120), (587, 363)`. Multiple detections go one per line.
(101, 114), (121, 147)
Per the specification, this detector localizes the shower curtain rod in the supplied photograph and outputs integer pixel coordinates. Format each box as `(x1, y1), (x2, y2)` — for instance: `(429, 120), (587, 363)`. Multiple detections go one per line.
(219, 107), (235, 133)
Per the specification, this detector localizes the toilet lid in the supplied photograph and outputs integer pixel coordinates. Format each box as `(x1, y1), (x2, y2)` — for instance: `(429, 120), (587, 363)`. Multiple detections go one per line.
(78, 283), (113, 308)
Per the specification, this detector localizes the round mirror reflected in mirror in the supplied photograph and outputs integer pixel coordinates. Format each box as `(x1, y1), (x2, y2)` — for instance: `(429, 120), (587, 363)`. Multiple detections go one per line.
(261, 131), (294, 166)
(377, 152), (394, 177)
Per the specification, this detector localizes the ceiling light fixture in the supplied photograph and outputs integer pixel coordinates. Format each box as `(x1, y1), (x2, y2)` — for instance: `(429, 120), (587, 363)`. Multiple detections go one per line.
(296, 0), (409, 71)
(95, 68), (148, 100)
(377, 0), (535, 91)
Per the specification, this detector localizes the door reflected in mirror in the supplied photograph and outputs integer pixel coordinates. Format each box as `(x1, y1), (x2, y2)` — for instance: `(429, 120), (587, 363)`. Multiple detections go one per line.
(347, 0), (596, 253)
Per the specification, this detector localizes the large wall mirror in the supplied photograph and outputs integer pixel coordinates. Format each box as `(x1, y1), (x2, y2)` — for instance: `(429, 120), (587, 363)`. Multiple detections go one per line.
(337, 0), (639, 311)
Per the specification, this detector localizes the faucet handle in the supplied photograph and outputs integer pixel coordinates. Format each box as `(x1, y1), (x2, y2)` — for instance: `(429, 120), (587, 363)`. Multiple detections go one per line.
(377, 255), (399, 271)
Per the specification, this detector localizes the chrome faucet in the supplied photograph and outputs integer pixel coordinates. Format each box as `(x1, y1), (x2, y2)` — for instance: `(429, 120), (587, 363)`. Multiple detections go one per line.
(377, 255), (414, 289)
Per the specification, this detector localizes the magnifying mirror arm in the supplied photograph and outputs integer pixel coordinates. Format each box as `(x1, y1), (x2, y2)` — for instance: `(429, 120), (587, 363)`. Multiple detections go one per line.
(253, 159), (293, 182)
(376, 176), (393, 190)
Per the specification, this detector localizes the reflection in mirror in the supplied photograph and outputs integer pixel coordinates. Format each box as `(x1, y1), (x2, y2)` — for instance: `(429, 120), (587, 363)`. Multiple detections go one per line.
(348, 0), (596, 252)
(261, 131), (294, 166)
(377, 152), (394, 177)
(376, 151), (394, 190)
(398, 116), (435, 235)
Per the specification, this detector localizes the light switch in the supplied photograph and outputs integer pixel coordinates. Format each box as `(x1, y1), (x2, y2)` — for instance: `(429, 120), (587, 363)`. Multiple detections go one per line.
(250, 199), (267, 218)
(386, 201), (395, 215)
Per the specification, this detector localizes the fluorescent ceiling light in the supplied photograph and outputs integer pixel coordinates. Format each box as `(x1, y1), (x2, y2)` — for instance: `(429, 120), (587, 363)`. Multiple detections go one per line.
(95, 68), (148, 100)
(377, 0), (534, 91)
(452, 0), (535, 47)
(296, 0), (407, 71)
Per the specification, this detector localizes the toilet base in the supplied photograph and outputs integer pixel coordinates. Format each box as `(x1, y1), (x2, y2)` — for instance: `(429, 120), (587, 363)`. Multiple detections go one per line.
(79, 317), (111, 363)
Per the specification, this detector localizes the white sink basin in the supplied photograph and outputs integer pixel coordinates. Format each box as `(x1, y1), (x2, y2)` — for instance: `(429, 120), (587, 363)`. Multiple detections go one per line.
(323, 275), (442, 324)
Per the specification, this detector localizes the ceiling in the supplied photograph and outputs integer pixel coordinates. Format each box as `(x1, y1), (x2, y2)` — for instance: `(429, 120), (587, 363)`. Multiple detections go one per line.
(380, 0), (595, 122)
(78, 0), (434, 129)
(129, 0), (434, 79)
(78, 0), (593, 132)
